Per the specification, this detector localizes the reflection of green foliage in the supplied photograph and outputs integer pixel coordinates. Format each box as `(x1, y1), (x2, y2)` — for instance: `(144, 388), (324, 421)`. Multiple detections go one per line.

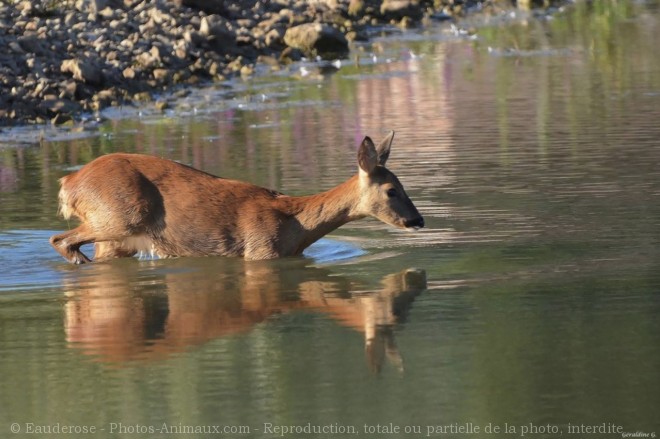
(551, 0), (644, 92)
(474, 0), (660, 169)
(480, 0), (659, 94)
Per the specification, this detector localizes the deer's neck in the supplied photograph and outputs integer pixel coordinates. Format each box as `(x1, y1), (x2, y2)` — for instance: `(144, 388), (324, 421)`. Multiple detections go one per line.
(280, 175), (364, 254)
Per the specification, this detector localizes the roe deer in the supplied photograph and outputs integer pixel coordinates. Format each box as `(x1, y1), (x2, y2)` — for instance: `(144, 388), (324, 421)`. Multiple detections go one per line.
(50, 131), (424, 264)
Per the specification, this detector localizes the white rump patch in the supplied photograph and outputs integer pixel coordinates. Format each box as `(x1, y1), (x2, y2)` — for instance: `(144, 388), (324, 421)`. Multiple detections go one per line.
(58, 186), (74, 219)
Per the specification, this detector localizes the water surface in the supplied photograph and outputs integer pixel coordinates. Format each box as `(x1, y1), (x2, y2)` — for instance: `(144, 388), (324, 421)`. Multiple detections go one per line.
(1, 2), (659, 437)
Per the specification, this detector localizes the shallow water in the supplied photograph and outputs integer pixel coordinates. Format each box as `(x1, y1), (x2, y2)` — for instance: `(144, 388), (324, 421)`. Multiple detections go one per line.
(1, 2), (660, 437)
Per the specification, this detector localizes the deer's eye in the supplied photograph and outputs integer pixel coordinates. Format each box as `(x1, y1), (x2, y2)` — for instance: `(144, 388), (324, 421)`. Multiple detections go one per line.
(386, 188), (397, 198)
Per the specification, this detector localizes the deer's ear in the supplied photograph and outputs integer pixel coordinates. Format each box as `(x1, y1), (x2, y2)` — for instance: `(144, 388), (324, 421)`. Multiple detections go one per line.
(376, 131), (394, 165)
(358, 136), (378, 175)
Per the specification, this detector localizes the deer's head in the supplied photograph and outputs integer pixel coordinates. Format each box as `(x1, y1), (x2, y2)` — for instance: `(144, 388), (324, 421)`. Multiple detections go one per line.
(357, 132), (424, 231)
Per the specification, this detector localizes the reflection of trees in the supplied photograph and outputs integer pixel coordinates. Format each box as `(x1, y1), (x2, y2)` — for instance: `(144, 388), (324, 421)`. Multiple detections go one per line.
(469, 0), (660, 167)
(0, 165), (17, 192)
(63, 258), (426, 373)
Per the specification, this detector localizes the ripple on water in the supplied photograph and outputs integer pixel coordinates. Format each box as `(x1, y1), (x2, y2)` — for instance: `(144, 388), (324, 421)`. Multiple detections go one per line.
(0, 230), (64, 293)
(0, 230), (367, 294)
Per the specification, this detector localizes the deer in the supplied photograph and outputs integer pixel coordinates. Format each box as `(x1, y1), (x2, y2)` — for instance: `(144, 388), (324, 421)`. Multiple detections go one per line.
(50, 131), (424, 264)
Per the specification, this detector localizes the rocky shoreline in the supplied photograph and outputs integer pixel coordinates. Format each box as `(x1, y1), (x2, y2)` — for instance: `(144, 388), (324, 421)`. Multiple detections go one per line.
(0, 0), (556, 127)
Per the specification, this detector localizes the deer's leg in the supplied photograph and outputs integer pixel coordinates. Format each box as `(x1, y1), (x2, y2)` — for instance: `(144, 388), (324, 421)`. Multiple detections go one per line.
(50, 224), (97, 264)
(51, 223), (139, 264)
(94, 241), (138, 261)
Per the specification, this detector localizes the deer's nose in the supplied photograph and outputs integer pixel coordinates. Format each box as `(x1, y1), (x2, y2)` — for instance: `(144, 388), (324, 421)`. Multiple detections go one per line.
(405, 216), (424, 229)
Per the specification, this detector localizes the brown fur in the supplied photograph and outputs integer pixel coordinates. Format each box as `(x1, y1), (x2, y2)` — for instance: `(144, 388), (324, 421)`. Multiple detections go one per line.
(50, 132), (424, 263)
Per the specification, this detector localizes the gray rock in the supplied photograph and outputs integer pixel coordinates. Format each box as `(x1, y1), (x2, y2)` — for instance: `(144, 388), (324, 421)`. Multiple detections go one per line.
(51, 113), (73, 125)
(318, 0), (341, 7)
(155, 99), (169, 111)
(123, 66), (136, 79)
(380, 0), (423, 20)
(61, 59), (103, 85)
(174, 39), (191, 59)
(39, 98), (82, 116)
(265, 27), (285, 48)
(149, 7), (173, 25)
(15, 1), (32, 13)
(76, 0), (109, 15)
(348, 0), (365, 16)
(173, 0), (228, 15)
(59, 80), (79, 100)
(8, 41), (25, 54)
(199, 15), (233, 38)
(283, 23), (348, 60)
(258, 14), (287, 30)
(199, 16), (237, 55)
(18, 36), (49, 56)
(134, 46), (161, 68)
(279, 46), (303, 63)
(278, 8), (295, 22)
(152, 68), (169, 81)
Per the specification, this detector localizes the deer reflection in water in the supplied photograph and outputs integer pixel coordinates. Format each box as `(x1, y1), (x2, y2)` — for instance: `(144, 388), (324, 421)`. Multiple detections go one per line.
(62, 258), (426, 373)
